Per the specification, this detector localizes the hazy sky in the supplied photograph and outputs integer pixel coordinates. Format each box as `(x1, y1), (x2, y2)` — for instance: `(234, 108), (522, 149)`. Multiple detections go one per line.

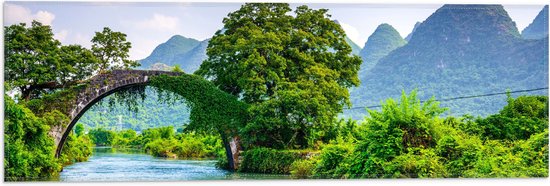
(3, 2), (546, 60)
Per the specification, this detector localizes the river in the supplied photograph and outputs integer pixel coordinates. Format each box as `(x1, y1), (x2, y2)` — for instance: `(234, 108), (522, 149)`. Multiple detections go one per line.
(59, 147), (290, 181)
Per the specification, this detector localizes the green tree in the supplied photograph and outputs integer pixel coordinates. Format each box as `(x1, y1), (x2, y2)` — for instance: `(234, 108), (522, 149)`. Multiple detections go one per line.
(74, 123), (85, 137)
(88, 128), (116, 146)
(172, 65), (184, 73)
(91, 27), (139, 72)
(196, 3), (362, 149)
(4, 21), (99, 100)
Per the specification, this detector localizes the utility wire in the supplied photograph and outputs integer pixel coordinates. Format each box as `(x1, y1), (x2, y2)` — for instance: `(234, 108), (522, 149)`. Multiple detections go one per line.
(344, 87), (549, 110)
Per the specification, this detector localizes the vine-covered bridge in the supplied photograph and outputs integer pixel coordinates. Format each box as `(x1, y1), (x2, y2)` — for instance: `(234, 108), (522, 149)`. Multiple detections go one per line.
(49, 70), (245, 170)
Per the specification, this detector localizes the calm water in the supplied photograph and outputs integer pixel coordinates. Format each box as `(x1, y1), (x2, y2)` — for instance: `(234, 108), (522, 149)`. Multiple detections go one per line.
(59, 147), (290, 182)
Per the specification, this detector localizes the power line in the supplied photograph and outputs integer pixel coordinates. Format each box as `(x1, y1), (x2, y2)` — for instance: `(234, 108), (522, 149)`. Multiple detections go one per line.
(344, 87), (549, 110)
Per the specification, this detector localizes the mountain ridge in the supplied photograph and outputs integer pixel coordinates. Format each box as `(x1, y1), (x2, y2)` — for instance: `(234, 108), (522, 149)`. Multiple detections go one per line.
(346, 4), (548, 119)
(522, 5), (549, 39)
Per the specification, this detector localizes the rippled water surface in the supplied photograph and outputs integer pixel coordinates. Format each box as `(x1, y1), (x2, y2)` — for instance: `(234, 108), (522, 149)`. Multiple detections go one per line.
(60, 147), (290, 181)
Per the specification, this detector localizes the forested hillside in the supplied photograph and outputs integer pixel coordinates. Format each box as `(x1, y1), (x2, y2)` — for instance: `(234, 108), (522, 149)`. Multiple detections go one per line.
(345, 5), (548, 119)
(77, 87), (191, 131)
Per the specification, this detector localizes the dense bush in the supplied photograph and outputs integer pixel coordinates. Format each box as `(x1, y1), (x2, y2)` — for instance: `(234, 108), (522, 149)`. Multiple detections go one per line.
(302, 91), (549, 179)
(4, 97), (62, 180)
(88, 128), (116, 146)
(112, 129), (139, 148)
(384, 148), (447, 178)
(290, 159), (316, 178)
(145, 138), (179, 157)
(89, 126), (225, 159)
(59, 132), (94, 165)
(313, 144), (353, 178)
(239, 148), (305, 174)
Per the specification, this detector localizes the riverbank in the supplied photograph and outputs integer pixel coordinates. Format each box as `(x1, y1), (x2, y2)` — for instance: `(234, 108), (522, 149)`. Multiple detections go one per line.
(60, 147), (290, 181)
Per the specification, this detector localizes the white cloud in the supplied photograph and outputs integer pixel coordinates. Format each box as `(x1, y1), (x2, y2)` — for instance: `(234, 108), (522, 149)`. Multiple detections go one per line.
(135, 13), (179, 31)
(339, 21), (362, 45)
(54, 30), (69, 42)
(34, 11), (56, 25)
(127, 36), (164, 60)
(4, 3), (55, 25)
(73, 33), (92, 48)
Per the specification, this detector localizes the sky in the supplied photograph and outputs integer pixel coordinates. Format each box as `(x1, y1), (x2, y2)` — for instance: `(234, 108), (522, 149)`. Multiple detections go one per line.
(3, 2), (546, 60)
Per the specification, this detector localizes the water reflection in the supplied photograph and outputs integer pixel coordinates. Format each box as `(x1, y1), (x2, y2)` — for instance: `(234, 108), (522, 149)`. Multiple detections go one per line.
(60, 147), (290, 181)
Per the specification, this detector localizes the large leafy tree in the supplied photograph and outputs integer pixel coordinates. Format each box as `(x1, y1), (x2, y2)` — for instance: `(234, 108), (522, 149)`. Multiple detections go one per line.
(197, 3), (362, 149)
(4, 21), (99, 100)
(91, 27), (139, 72)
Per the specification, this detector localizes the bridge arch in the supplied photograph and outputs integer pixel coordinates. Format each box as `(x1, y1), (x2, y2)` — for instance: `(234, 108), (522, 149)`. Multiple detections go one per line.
(52, 70), (247, 170)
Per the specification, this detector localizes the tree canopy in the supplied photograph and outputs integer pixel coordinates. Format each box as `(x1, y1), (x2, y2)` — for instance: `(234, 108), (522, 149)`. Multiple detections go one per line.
(196, 3), (362, 149)
(4, 21), (99, 100)
(92, 27), (139, 72)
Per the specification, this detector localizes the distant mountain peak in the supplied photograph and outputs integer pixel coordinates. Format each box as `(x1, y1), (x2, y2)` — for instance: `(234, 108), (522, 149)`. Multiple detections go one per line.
(405, 22), (422, 41)
(522, 5), (549, 40)
(409, 4), (520, 46)
(139, 35), (201, 69)
(358, 23), (406, 74)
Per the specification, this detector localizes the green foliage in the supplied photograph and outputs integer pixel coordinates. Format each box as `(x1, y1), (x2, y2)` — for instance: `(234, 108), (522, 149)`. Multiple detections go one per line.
(239, 148), (304, 174)
(149, 74), (248, 139)
(474, 95), (548, 140)
(139, 129), (224, 159)
(384, 148), (447, 178)
(290, 158), (316, 179)
(4, 97), (62, 180)
(145, 138), (179, 157)
(313, 144), (353, 178)
(88, 128), (116, 146)
(59, 133), (93, 165)
(74, 123), (85, 137)
(94, 126), (225, 159)
(172, 65), (184, 73)
(197, 3), (361, 149)
(112, 129), (139, 148)
(79, 87), (190, 131)
(321, 92), (548, 178)
(91, 27), (139, 71)
(317, 118), (363, 145)
(4, 21), (98, 100)
(501, 95), (548, 119)
(348, 91), (445, 176)
(344, 36), (362, 55)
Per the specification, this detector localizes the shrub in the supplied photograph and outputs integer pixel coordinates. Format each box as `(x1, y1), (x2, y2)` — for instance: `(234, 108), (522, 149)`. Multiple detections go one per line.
(290, 159), (316, 178)
(144, 138), (178, 157)
(88, 128), (116, 146)
(174, 139), (206, 158)
(340, 90), (446, 178)
(384, 148), (447, 178)
(4, 97), (63, 180)
(215, 156), (230, 170)
(60, 133), (94, 165)
(239, 148), (304, 174)
(313, 144), (353, 178)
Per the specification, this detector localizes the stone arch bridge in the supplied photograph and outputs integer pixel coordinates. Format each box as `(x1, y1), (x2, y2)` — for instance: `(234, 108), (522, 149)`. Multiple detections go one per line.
(49, 70), (243, 170)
